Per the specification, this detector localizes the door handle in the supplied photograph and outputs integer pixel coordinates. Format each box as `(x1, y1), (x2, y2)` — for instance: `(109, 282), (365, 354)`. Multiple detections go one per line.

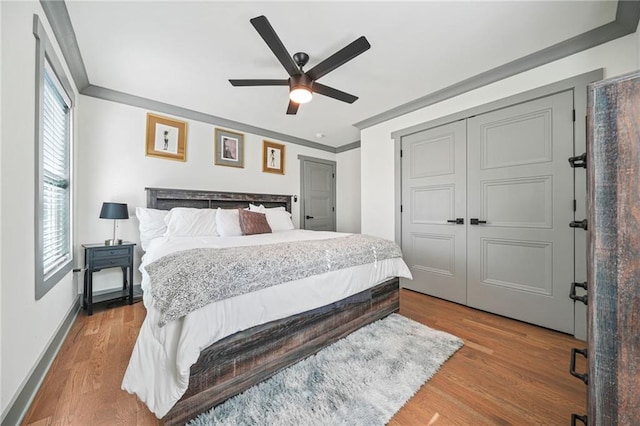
(470, 218), (487, 225)
(571, 414), (587, 425)
(568, 152), (587, 168)
(569, 281), (588, 305)
(569, 348), (588, 385)
(305, 215), (314, 219)
(447, 218), (464, 224)
(569, 219), (588, 230)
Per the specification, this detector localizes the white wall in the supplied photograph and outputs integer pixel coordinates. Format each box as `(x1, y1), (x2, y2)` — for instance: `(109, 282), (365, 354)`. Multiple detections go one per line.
(76, 96), (361, 291)
(1, 1), (79, 417)
(336, 148), (361, 233)
(361, 33), (639, 240)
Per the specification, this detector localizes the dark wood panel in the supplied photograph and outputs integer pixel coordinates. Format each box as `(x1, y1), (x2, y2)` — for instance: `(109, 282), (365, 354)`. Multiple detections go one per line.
(163, 278), (400, 426)
(146, 187), (292, 212)
(587, 70), (640, 425)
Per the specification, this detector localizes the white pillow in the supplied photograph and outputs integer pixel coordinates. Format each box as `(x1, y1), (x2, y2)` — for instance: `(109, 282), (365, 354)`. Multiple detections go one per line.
(164, 207), (217, 237)
(249, 204), (286, 212)
(265, 209), (295, 231)
(216, 208), (243, 237)
(136, 207), (169, 250)
(248, 204), (293, 231)
(249, 204), (266, 212)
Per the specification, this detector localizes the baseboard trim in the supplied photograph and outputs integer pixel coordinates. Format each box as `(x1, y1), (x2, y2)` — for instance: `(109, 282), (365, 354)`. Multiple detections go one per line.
(0, 295), (81, 426)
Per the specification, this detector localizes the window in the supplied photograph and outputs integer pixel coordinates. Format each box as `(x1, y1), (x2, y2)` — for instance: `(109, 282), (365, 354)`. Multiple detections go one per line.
(42, 63), (71, 276)
(34, 15), (75, 299)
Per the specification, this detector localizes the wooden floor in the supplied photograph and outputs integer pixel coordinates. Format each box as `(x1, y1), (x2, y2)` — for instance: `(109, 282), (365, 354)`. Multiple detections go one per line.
(23, 289), (587, 425)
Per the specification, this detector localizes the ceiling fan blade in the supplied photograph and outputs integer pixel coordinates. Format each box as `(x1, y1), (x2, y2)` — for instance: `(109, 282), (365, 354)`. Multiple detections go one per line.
(306, 36), (370, 81)
(312, 83), (358, 104)
(286, 100), (300, 115)
(229, 79), (289, 87)
(250, 15), (300, 77)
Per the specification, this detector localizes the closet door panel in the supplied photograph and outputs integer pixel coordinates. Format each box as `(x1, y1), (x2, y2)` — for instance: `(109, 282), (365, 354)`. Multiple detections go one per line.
(467, 91), (575, 333)
(401, 121), (467, 304)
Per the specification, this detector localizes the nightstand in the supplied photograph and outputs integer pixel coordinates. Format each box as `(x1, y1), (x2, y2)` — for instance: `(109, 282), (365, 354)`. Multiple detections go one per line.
(82, 242), (136, 315)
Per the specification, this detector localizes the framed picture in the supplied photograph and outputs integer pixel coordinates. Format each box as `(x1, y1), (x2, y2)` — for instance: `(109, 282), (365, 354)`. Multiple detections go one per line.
(263, 140), (285, 175)
(214, 128), (245, 168)
(145, 113), (187, 161)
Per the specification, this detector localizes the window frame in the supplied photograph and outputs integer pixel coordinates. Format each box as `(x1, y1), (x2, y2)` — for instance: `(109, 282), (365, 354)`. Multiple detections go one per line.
(33, 15), (76, 299)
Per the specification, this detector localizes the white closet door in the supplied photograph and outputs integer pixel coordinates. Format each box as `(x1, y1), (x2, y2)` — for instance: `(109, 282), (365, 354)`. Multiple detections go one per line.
(466, 91), (575, 333)
(401, 121), (467, 304)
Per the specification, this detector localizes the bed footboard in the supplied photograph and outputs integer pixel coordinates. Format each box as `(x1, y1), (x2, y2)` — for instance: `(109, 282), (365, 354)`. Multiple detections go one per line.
(162, 277), (400, 425)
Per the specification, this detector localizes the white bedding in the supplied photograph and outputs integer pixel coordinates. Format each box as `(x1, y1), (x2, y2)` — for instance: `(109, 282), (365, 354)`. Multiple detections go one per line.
(121, 230), (412, 418)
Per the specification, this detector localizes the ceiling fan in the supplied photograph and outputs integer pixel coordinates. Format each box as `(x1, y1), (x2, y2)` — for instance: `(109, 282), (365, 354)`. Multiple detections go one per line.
(229, 15), (371, 115)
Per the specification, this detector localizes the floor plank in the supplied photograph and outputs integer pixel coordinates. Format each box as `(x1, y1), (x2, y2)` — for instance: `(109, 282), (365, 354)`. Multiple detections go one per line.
(22, 290), (587, 425)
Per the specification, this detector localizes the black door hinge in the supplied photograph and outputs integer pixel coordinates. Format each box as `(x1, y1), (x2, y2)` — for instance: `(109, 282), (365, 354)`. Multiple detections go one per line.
(332, 173), (335, 178)
(573, 199), (577, 212)
(400, 150), (403, 158)
(400, 205), (403, 213)
(572, 109), (576, 122)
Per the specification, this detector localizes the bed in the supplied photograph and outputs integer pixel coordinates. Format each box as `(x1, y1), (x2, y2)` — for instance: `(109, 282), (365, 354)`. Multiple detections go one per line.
(122, 187), (411, 425)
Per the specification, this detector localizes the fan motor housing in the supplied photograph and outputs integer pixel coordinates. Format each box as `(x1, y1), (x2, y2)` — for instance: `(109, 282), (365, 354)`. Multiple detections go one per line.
(290, 74), (313, 91)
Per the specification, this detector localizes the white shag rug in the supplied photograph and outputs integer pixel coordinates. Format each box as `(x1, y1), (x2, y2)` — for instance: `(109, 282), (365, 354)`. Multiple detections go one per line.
(187, 313), (463, 426)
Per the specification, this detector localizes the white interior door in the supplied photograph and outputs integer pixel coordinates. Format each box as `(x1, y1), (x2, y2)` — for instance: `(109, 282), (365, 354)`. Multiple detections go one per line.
(401, 121), (467, 304)
(302, 159), (336, 231)
(466, 91), (575, 333)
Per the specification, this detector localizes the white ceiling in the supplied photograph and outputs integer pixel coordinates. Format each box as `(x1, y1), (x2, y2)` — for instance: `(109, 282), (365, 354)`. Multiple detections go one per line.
(66, 1), (617, 147)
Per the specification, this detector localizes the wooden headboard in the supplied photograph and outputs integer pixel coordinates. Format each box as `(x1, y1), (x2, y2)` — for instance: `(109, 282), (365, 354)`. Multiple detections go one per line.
(145, 187), (292, 212)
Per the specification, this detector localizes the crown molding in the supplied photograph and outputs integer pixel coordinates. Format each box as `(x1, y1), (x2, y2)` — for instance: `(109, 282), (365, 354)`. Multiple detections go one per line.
(39, 0), (89, 91)
(40, 1), (637, 151)
(353, 0), (640, 130)
(335, 141), (361, 153)
(39, 0), (354, 154)
(82, 84), (336, 153)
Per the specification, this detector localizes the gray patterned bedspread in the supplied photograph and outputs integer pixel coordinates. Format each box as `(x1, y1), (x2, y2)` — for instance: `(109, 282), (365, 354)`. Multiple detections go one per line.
(146, 234), (403, 326)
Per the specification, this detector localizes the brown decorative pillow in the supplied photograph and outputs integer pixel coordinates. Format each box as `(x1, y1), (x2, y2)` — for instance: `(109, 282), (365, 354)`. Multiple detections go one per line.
(238, 209), (272, 235)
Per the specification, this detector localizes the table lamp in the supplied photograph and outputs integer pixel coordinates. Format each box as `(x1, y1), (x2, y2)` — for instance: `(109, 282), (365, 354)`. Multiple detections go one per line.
(99, 202), (129, 245)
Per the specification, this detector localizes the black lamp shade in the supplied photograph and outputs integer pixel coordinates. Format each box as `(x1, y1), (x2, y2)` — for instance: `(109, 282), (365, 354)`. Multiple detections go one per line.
(99, 202), (129, 220)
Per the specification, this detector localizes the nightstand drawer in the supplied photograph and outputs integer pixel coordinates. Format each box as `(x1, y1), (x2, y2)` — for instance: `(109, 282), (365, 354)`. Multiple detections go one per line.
(92, 247), (131, 259)
(93, 256), (131, 269)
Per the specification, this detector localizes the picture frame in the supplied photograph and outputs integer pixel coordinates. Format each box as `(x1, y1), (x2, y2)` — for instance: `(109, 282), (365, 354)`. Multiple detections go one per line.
(145, 113), (187, 161)
(214, 128), (245, 168)
(263, 140), (285, 175)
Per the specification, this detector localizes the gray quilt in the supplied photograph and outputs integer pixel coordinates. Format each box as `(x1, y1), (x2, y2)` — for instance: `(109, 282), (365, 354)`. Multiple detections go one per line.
(146, 234), (403, 326)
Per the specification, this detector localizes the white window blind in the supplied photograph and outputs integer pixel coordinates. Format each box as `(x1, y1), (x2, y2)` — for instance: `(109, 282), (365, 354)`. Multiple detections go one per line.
(42, 62), (71, 277)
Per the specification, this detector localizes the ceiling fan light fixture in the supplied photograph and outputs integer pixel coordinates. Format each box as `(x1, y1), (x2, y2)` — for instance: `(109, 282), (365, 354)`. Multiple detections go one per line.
(290, 87), (313, 104)
(289, 74), (313, 104)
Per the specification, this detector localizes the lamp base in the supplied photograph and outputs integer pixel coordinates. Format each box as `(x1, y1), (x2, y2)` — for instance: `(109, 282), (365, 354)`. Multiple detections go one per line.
(104, 239), (123, 246)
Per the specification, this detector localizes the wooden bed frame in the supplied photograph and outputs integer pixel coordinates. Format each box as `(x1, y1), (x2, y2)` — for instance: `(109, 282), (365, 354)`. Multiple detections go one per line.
(145, 188), (400, 425)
